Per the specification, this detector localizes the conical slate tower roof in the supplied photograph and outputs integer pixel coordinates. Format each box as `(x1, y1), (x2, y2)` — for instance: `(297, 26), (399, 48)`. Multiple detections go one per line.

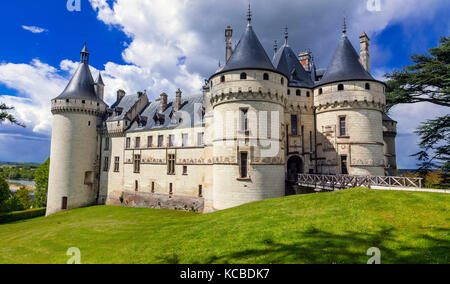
(317, 33), (375, 86)
(95, 72), (105, 86)
(273, 44), (314, 88)
(214, 21), (275, 76)
(54, 45), (102, 102)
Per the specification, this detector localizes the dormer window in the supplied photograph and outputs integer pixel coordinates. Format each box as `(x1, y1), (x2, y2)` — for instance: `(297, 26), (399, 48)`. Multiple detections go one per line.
(338, 84), (344, 91)
(240, 72), (247, 80)
(263, 73), (269, 80)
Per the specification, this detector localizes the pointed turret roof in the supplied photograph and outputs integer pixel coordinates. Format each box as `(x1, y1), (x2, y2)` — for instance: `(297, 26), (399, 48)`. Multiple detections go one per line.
(54, 44), (102, 102)
(212, 8), (276, 77)
(272, 29), (314, 88)
(95, 72), (105, 86)
(317, 30), (376, 87)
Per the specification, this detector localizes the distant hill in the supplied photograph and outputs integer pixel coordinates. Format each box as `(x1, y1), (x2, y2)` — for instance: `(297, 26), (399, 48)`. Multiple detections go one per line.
(0, 162), (40, 168)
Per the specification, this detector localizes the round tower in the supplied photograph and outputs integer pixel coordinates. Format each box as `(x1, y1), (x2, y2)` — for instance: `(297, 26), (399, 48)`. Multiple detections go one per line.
(314, 24), (386, 176)
(382, 113), (398, 176)
(209, 9), (287, 210)
(46, 44), (107, 216)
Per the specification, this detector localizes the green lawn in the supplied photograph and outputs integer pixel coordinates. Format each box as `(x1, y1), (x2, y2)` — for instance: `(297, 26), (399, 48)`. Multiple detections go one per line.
(0, 188), (449, 264)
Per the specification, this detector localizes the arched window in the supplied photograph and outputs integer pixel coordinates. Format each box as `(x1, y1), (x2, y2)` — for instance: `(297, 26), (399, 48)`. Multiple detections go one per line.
(296, 90), (301, 96)
(319, 88), (323, 95)
(306, 91), (310, 97)
(263, 73), (269, 80)
(221, 76), (225, 83)
(365, 83), (370, 90)
(338, 84), (344, 91)
(240, 72), (247, 80)
(287, 89), (291, 95)
(281, 78), (285, 85)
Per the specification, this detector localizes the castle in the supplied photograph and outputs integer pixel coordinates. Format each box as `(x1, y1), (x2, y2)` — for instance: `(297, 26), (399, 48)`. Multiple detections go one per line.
(46, 10), (397, 216)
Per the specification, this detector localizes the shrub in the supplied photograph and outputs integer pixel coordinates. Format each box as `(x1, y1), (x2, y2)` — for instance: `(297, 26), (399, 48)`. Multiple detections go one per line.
(0, 208), (46, 224)
(424, 171), (446, 189)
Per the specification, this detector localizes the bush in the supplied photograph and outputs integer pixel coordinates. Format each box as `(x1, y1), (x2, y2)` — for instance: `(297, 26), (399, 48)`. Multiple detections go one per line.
(0, 208), (46, 224)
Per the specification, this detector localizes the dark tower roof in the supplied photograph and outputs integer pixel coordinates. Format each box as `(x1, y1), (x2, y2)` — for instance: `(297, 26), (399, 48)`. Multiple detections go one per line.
(54, 44), (103, 102)
(272, 27), (314, 88)
(317, 25), (377, 87)
(212, 7), (276, 77)
(95, 72), (105, 86)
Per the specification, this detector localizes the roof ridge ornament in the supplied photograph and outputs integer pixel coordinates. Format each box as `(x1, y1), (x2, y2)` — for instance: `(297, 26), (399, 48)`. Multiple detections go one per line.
(80, 42), (89, 64)
(284, 25), (289, 46)
(247, 2), (252, 26)
(342, 17), (347, 37)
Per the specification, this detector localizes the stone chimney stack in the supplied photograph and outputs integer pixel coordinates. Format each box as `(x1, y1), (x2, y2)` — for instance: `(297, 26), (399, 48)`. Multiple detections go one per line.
(360, 32), (370, 73)
(175, 88), (182, 111)
(117, 89), (126, 102)
(159, 92), (168, 113)
(298, 51), (312, 72)
(225, 26), (233, 62)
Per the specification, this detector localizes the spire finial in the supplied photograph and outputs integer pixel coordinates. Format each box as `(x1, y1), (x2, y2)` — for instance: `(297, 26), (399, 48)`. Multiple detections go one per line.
(274, 40), (278, 54)
(343, 17), (347, 36)
(284, 25), (289, 46)
(247, 2), (252, 25)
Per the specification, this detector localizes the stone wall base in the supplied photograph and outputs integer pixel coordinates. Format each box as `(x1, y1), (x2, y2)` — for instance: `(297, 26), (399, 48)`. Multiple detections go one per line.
(106, 191), (204, 213)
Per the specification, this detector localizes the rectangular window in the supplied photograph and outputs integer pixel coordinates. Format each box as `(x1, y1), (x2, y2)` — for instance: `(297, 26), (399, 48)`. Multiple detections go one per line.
(135, 137), (141, 149)
(168, 154), (176, 175)
(158, 135), (164, 148)
(291, 115), (298, 135)
(169, 183), (173, 197)
(339, 117), (347, 137)
(197, 132), (204, 146)
(199, 185), (203, 198)
(240, 108), (249, 131)
(169, 135), (175, 148)
(151, 182), (155, 193)
(341, 155), (348, 175)
(240, 152), (248, 178)
(103, 157), (109, 172)
(182, 134), (188, 147)
(114, 157), (120, 172)
(104, 137), (110, 150)
(147, 136), (153, 148)
(62, 197), (68, 210)
(301, 126), (305, 153)
(183, 165), (188, 175)
(126, 138), (131, 149)
(134, 155), (141, 173)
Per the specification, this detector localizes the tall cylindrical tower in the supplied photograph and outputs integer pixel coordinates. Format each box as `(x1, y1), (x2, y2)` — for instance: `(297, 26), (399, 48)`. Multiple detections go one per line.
(209, 12), (287, 210)
(383, 114), (398, 176)
(46, 45), (107, 216)
(314, 26), (386, 176)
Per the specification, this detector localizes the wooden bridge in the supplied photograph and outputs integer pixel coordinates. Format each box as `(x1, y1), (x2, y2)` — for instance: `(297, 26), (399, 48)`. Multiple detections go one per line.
(297, 174), (423, 191)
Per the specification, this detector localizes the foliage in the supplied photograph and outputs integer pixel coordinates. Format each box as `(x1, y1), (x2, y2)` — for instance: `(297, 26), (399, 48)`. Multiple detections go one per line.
(4, 194), (25, 212)
(0, 208), (45, 224)
(0, 164), (37, 181)
(0, 174), (11, 211)
(34, 158), (50, 208)
(424, 171), (449, 189)
(0, 188), (448, 264)
(0, 103), (25, 127)
(385, 37), (450, 171)
(14, 187), (32, 210)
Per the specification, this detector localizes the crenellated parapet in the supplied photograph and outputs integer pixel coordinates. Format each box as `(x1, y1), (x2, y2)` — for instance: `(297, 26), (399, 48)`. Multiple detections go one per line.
(51, 99), (106, 117)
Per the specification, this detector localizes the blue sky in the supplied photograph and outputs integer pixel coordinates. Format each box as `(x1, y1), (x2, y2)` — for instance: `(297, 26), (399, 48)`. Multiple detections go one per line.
(0, 0), (449, 168)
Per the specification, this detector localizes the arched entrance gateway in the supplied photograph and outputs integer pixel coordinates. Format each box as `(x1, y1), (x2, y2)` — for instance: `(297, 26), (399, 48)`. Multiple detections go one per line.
(286, 155), (304, 183)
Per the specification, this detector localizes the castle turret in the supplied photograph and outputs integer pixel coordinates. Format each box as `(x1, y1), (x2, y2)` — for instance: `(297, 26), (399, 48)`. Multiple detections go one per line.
(94, 72), (105, 100)
(209, 6), (287, 210)
(383, 113), (398, 176)
(46, 44), (107, 216)
(314, 20), (386, 176)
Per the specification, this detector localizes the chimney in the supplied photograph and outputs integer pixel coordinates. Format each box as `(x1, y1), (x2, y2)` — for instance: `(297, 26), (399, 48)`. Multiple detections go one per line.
(360, 32), (370, 73)
(159, 92), (168, 113)
(225, 26), (233, 62)
(117, 89), (126, 102)
(175, 89), (182, 111)
(298, 51), (312, 72)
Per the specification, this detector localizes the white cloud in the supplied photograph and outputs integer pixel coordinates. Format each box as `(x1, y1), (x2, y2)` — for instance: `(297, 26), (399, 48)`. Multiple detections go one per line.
(21, 25), (47, 34)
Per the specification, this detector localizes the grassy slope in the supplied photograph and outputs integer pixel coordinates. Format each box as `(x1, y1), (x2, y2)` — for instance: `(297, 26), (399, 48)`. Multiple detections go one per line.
(0, 188), (448, 264)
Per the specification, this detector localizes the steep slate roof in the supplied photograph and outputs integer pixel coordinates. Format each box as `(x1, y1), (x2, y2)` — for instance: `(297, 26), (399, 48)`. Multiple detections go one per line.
(95, 72), (104, 86)
(316, 34), (376, 87)
(382, 113), (397, 123)
(212, 24), (276, 77)
(54, 62), (103, 102)
(107, 93), (141, 121)
(128, 94), (204, 132)
(272, 44), (314, 88)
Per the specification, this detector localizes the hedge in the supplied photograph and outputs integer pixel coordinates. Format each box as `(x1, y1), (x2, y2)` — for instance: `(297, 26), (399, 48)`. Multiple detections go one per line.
(0, 208), (46, 224)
